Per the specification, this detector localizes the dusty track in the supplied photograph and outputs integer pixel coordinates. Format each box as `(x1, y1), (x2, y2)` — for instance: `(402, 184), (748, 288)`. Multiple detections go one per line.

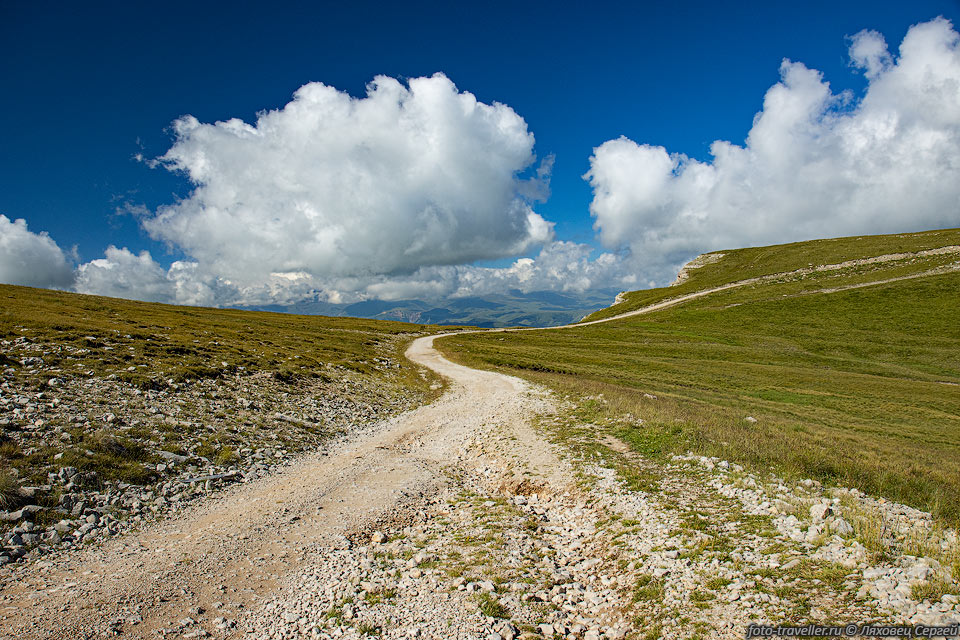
(0, 336), (559, 639)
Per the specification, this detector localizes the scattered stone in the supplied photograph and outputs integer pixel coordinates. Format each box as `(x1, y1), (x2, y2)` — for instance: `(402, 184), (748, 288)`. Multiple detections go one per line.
(810, 502), (832, 521)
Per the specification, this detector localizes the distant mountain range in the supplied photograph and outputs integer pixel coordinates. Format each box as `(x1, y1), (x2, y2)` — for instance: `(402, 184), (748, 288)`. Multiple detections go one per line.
(238, 288), (622, 328)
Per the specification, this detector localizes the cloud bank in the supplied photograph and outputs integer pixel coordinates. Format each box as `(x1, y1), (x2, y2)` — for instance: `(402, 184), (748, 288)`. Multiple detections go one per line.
(65, 241), (630, 307)
(586, 17), (960, 280)
(0, 215), (74, 289)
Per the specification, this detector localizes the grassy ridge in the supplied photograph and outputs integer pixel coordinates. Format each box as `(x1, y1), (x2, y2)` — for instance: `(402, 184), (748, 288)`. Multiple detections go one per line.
(585, 227), (960, 322)
(438, 233), (960, 522)
(0, 284), (448, 392)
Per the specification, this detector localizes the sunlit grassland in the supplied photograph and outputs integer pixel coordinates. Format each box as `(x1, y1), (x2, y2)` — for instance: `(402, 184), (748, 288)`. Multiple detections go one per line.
(0, 285), (459, 496)
(0, 284), (449, 393)
(585, 227), (960, 321)
(438, 267), (960, 523)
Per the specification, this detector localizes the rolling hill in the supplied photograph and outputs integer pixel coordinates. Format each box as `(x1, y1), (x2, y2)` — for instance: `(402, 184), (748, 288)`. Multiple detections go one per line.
(437, 228), (960, 522)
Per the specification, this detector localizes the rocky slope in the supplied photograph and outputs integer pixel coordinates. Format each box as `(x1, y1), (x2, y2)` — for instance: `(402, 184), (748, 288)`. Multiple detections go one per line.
(0, 333), (428, 567)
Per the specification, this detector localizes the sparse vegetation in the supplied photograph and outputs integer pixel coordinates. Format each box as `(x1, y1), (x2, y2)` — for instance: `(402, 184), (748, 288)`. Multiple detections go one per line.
(475, 592), (509, 618)
(356, 621), (381, 636)
(364, 587), (397, 604)
(705, 576), (732, 590)
(55, 431), (157, 485)
(911, 576), (958, 603)
(633, 574), (665, 601)
(0, 284), (454, 491)
(0, 283), (452, 394)
(0, 470), (19, 510)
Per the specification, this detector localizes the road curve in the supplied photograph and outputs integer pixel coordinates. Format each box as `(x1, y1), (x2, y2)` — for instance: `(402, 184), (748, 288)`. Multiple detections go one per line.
(0, 334), (553, 639)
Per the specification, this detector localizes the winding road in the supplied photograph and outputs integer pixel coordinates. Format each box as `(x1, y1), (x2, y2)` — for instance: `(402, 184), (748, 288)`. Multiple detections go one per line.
(1, 246), (955, 638)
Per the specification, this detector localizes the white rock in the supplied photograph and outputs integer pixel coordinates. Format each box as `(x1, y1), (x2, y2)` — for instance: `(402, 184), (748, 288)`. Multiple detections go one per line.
(810, 503), (832, 521)
(831, 517), (853, 535)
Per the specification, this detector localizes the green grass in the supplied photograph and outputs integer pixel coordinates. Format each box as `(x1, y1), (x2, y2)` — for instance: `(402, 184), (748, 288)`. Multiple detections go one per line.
(584, 227), (960, 322)
(911, 576), (958, 602)
(705, 576), (732, 590)
(0, 470), (19, 510)
(0, 284), (454, 488)
(475, 592), (509, 618)
(56, 430), (158, 484)
(356, 621), (381, 636)
(364, 587), (398, 604)
(0, 284), (454, 390)
(438, 229), (960, 523)
(633, 574), (666, 601)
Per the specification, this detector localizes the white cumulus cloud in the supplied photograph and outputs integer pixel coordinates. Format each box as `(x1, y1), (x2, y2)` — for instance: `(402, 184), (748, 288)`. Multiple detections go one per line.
(59, 74), (567, 308)
(74, 247), (182, 303)
(585, 17), (960, 282)
(72, 247), (326, 307)
(0, 215), (74, 289)
(144, 73), (553, 291)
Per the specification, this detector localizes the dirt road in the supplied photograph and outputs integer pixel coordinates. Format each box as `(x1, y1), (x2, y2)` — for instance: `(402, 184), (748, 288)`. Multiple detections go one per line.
(0, 335), (565, 639)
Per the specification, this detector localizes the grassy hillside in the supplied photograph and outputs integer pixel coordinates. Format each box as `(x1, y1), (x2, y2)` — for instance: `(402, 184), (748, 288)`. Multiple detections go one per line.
(585, 227), (960, 322)
(0, 285), (451, 497)
(0, 284), (448, 390)
(438, 229), (960, 522)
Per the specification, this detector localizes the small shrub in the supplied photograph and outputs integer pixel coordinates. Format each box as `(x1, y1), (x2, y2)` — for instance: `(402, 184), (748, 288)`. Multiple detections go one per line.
(0, 470), (21, 510)
(633, 574), (665, 601)
(475, 592), (509, 618)
(911, 576), (957, 602)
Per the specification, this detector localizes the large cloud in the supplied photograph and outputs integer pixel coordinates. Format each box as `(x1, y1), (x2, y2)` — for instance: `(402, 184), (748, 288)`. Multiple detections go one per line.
(16, 18), (960, 312)
(0, 215), (74, 289)
(144, 73), (553, 289)
(585, 17), (960, 281)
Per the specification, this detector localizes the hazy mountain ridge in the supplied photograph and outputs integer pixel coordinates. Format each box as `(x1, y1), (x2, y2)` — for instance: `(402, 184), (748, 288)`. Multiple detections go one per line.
(240, 288), (622, 327)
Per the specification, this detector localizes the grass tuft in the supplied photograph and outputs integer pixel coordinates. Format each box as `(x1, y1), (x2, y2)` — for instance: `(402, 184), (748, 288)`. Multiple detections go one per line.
(0, 470), (20, 510)
(911, 576), (958, 602)
(475, 592), (509, 618)
(632, 574), (665, 601)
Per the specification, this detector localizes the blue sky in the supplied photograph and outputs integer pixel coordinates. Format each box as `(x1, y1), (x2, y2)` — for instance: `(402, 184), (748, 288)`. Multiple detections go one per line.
(2, 1), (960, 305)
